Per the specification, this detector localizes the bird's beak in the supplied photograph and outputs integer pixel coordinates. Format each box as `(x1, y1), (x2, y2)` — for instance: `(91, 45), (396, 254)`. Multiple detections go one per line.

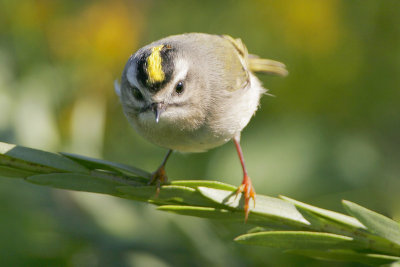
(152, 103), (165, 123)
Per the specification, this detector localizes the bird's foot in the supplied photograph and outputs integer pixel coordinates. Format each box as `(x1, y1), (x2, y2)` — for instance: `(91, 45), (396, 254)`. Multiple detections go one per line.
(148, 165), (168, 196)
(235, 175), (256, 222)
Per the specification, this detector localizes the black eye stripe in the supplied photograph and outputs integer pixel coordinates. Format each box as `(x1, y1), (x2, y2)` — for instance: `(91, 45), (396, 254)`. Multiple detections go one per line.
(130, 86), (144, 101)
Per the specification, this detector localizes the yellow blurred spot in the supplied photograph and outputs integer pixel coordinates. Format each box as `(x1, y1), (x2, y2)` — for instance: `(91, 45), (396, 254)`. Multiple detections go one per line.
(12, 0), (55, 29)
(147, 45), (165, 84)
(47, 1), (142, 70)
(271, 0), (341, 54)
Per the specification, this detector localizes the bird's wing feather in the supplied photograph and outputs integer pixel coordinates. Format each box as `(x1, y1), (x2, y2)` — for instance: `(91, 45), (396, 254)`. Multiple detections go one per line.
(222, 35), (288, 77)
(220, 35), (250, 92)
(221, 35), (249, 58)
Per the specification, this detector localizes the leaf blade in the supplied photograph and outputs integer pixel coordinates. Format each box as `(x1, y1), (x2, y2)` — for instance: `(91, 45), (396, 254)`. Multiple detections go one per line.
(0, 142), (88, 173)
(343, 200), (400, 246)
(170, 180), (236, 191)
(288, 249), (400, 266)
(61, 152), (149, 178)
(118, 185), (220, 207)
(0, 166), (40, 178)
(235, 231), (355, 250)
(26, 173), (123, 195)
(280, 195), (365, 229)
(157, 205), (239, 219)
(198, 187), (310, 228)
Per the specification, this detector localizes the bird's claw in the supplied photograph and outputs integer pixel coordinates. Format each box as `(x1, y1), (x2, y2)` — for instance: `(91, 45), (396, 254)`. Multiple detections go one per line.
(148, 166), (168, 197)
(235, 176), (256, 222)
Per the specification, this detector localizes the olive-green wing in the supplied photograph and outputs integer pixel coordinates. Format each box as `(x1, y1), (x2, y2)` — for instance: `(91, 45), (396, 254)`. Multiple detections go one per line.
(221, 35), (249, 58)
(218, 35), (250, 92)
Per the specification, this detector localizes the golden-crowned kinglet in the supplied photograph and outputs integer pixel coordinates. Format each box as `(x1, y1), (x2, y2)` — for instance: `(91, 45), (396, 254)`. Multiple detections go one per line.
(115, 33), (287, 221)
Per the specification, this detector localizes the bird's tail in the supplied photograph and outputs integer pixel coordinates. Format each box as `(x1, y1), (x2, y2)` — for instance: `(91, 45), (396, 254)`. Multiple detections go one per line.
(248, 55), (288, 77)
(221, 35), (288, 77)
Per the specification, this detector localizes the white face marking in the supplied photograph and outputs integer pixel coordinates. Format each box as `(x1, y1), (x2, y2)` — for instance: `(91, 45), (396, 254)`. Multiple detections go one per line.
(171, 59), (189, 85)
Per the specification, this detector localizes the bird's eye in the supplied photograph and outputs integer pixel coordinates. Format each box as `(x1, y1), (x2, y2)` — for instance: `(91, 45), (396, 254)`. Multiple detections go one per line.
(175, 81), (184, 95)
(131, 87), (144, 101)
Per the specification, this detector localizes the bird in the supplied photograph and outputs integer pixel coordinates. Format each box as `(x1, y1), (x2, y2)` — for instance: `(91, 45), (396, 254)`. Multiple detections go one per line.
(115, 33), (287, 221)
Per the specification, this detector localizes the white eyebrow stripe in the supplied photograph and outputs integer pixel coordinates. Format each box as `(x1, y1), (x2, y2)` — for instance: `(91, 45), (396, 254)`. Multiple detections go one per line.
(171, 59), (189, 84)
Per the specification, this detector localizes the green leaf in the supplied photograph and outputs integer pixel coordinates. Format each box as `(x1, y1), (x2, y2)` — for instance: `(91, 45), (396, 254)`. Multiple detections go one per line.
(3, 140), (400, 263)
(157, 205), (240, 219)
(61, 152), (149, 178)
(287, 249), (400, 266)
(118, 185), (219, 207)
(157, 205), (310, 228)
(0, 166), (39, 178)
(280, 196), (365, 229)
(235, 231), (355, 250)
(26, 173), (123, 195)
(343, 200), (400, 246)
(247, 226), (270, 234)
(198, 187), (310, 228)
(0, 142), (88, 174)
(170, 180), (236, 191)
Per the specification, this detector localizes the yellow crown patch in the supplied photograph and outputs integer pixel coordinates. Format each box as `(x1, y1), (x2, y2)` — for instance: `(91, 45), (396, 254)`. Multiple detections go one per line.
(147, 45), (165, 84)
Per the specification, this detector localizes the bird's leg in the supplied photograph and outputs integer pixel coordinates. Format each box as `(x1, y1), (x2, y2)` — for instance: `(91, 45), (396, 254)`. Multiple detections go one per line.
(233, 136), (256, 222)
(149, 149), (173, 195)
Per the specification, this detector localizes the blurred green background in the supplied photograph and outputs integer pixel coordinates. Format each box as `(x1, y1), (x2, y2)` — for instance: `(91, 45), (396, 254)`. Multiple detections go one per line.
(1, 0), (399, 266)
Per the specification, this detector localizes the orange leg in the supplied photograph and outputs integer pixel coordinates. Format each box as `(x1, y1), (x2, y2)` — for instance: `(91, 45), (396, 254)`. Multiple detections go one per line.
(233, 137), (256, 222)
(149, 149), (173, 195)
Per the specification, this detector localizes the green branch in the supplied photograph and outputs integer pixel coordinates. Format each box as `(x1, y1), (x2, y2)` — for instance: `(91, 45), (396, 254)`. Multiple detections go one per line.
(1, 141), (399, 266)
